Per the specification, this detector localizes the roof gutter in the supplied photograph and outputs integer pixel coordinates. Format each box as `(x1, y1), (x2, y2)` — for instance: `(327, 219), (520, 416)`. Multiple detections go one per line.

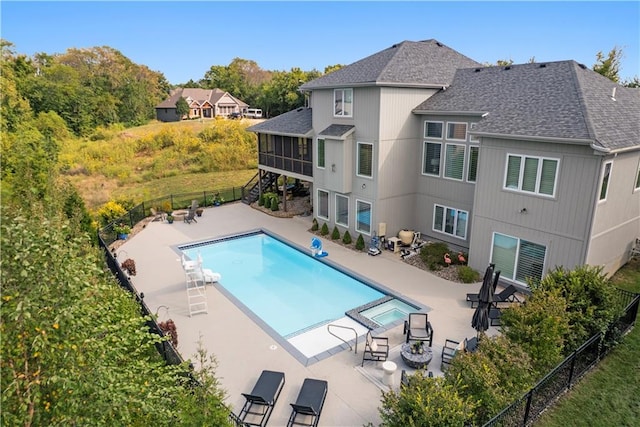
(473, 131), (595, 146)
(249, 130), (314, 138)
(300, 82), (449, 90)
(413, 110), (488, 117)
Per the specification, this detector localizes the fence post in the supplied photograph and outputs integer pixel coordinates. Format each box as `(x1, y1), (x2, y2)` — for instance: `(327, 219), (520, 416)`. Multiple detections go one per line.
(170, 195), (175, 210)
(523, 391), (533, 425)
(567, 350), (577, 389)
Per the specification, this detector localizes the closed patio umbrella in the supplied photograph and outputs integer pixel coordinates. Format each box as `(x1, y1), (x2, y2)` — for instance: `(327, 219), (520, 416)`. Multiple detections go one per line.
(471, 264), (495, 338)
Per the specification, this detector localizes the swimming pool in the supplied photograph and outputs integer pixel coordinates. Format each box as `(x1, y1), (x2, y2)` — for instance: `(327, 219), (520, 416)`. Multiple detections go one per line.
(180, 230), (423, 362)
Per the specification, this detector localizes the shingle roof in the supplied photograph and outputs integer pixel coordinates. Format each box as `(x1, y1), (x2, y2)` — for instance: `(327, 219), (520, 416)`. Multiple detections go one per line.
(318, 124), (355, 139)
(414, 61), (640, 151)
(247, 107), (313, 136)
(300, 39), (481, 90)
(155, 88), (248, 109)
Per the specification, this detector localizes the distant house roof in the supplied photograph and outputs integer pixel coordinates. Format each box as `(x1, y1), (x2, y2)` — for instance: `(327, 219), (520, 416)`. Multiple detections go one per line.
(414, 61), (640, 152)
(247, 107), (313, 137)
(300, 39), (481, 90)
(155, 88), (248, 109)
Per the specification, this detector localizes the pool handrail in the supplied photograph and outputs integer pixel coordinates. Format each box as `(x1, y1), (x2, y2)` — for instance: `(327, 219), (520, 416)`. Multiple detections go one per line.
(326, 323), (358, 354)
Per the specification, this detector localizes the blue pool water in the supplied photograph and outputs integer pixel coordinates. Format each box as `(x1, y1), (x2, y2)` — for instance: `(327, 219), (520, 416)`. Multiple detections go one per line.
(182, 232), (393, 337)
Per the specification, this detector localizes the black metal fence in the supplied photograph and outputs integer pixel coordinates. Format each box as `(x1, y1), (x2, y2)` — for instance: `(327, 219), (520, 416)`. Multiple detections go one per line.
(100, 186), (246, 246)
(483, 289), (640, 426)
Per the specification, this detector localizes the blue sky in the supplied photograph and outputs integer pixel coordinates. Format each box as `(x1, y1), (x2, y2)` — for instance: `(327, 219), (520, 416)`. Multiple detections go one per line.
(2, 1), (639, 84)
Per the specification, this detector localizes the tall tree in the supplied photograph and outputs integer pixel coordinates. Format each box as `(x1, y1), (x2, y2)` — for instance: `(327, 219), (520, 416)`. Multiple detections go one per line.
(175, 96), (190, 119)
(593, 47), (622, 83)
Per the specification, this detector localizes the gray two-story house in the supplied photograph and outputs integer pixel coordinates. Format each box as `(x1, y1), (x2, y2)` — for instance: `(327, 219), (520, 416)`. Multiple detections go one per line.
(249, 40), (640, 287)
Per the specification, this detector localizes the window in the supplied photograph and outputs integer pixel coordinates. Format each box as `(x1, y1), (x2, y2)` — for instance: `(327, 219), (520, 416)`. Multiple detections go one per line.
(433, 205), (468, 239)
(317, 139), (325, 168)
(446, 122), (467, 141)
(599, 161), (612, 201)
(635, 162), (640, 191)
(357, 142), (373, 178)
(469, 122), (480, 143)
(317, 189), (329, 220)
(424, 121), (443, 139)
(467, 145), (479, 182)
(335, 194), (349, 227)
(356, 200), (372, 234)
(444, 144), (465, 180)
(491, 233), (546, 285)
(334, 88), (353, 117)
(423, 142), (441, 176)
(504, 154), (559, 197)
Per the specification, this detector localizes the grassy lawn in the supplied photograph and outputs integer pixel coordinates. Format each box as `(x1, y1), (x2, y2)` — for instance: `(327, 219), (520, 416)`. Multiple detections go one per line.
(535, 258), (640, 426)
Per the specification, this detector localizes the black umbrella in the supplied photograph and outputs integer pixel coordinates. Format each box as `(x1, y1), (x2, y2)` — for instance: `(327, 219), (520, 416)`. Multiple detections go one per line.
(471, 264), (495, 338)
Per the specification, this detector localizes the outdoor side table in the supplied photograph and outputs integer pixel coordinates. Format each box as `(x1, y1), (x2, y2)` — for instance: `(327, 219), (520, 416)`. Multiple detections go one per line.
(382, 361), (397, 387)
(400, 343), (433, 369)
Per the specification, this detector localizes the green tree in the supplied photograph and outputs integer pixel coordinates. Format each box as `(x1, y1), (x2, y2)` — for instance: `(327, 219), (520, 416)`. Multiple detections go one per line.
(175, 96), (190, 119)
(593, 47), (623, 82)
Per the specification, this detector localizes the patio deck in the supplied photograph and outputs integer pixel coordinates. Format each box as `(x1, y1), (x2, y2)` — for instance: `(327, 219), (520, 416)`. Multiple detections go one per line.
(117, 202), (490, 426)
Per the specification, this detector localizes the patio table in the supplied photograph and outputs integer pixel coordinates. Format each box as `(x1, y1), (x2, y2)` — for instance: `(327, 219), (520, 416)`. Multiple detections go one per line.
(400, 342), (433, 369)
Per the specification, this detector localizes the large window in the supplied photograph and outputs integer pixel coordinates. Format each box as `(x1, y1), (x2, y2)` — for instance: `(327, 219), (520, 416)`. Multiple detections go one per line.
(356, 200), (372, 234)
(444, 144), (466, 180)
(335, 194), (349, 227)
(317, 189), (329, 220)
(433, 205), (468, 239)
(504, 154), (559, 197)
(423, 142), (441, 176)
(491, 233), (546, 285)
(357, 142), (373, 178)
(467, 145), (479, 182)
(446, 122), (467, 141)
(599, 161), (612, 201)
(317, 138), (325, 168)
(334, 88), (353, 117)
(424, 121), (443, 139)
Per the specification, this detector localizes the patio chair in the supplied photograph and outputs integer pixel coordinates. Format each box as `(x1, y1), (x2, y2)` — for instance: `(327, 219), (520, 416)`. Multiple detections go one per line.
(400, 370), (433, 387)
(286, 378), (328, 427)
(150, 207), (166, 222)
(361, 330), (389, 366)
(441, 338), (460, 370)
(184, 207), (198, 224)
(403, 312), (434, 346)
(489, 307), (502, 326)
(239, 370), (285, 427)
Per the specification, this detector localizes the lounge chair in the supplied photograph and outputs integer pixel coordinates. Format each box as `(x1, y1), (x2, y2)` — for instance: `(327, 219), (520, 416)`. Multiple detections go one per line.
(403, 312), (434, 346)
(466, 271), (500, 308)
(239, 370), (285, 427)
(150, 207), (166, 222)
(184, 207), (197, 224)
(287, 378), (328, 427)
(361, 330), (389, 366)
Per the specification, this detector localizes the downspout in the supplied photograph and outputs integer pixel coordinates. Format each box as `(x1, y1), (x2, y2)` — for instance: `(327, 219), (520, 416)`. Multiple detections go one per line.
(582, 151), (608, 265)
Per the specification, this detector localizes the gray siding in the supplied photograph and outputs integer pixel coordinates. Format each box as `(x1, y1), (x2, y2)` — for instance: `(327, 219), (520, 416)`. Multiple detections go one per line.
(156, 108), (180, 122)
(468, 137), (599, 284)
(587, 151), (640, 275)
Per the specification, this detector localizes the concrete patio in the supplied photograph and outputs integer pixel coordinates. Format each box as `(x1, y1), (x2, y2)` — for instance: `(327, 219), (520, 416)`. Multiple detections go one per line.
(117, 202), (491, 426)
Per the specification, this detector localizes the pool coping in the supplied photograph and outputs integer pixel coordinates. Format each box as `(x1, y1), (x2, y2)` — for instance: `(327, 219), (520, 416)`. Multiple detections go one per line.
(172, 228), (430, 366)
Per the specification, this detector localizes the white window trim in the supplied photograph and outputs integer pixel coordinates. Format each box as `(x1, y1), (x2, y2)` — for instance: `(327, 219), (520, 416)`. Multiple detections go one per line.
(446, 121), (468, 142)
(490, 232), (547, 286)
(355, 199), (372, 235)
(467, 144), (479, 183)
(333, 88), (353, 117)
(422, 141), (442, 177)
(469, 122), (480, 143)
(599, 161), (613, 202)
(316, 138), (325, 169)
(356, 141), (374, 179)
(335, 194), (349, 227)
(424, 120), (444, 140)
(503, 153), (560, 198)
(317, 189), (329, 220)
(432, 204), (468, 240)
(444, 143), (466, 181)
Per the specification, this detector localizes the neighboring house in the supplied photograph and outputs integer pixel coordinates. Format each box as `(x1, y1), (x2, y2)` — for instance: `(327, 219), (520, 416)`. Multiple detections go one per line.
(248, 40), (640, 287)
(155, 88), (248, 122)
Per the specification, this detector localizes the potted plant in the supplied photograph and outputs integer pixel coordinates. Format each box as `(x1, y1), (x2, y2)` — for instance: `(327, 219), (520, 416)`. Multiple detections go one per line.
(120, 258), (137, 276)
(166, 214), (174, 224)
(114, 224), (132, 240)
(411, 340), (424, 354)
(195, 207), (204, 217)
(213, 193), (224, 206)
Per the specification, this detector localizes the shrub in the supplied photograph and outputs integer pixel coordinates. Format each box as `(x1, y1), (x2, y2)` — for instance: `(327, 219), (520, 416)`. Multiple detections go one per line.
(257, 194), (265, 206)
(95, 200), (127, 226)
(458, 266), (480, 283)
(445, 335), (534, 425)
(534, 265), (620, 353)
(311, 218), (319, 231)
(270, 196), (279, 211)
(378, 374), (475, 426)
(342, 230), (352, 245)
(420, 242), (449, 270)
(331, 226), (340, 240)
(320, 223), (329, 236)
(355, 234), (365, 251)
(500, 289), (570, 375)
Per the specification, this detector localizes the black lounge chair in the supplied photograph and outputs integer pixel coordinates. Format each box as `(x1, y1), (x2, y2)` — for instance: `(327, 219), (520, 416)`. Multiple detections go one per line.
(239, 370), (285, 427)
(361, 330), (389, 366)
(489, 307), (502, 326)
(403, 312), (434, 346)
(466, 272), (500, 308)
(287, 378), (328, 427)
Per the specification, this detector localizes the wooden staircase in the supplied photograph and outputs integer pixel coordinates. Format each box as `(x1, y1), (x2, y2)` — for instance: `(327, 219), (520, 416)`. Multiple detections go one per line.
(242, 171), (279, 204)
